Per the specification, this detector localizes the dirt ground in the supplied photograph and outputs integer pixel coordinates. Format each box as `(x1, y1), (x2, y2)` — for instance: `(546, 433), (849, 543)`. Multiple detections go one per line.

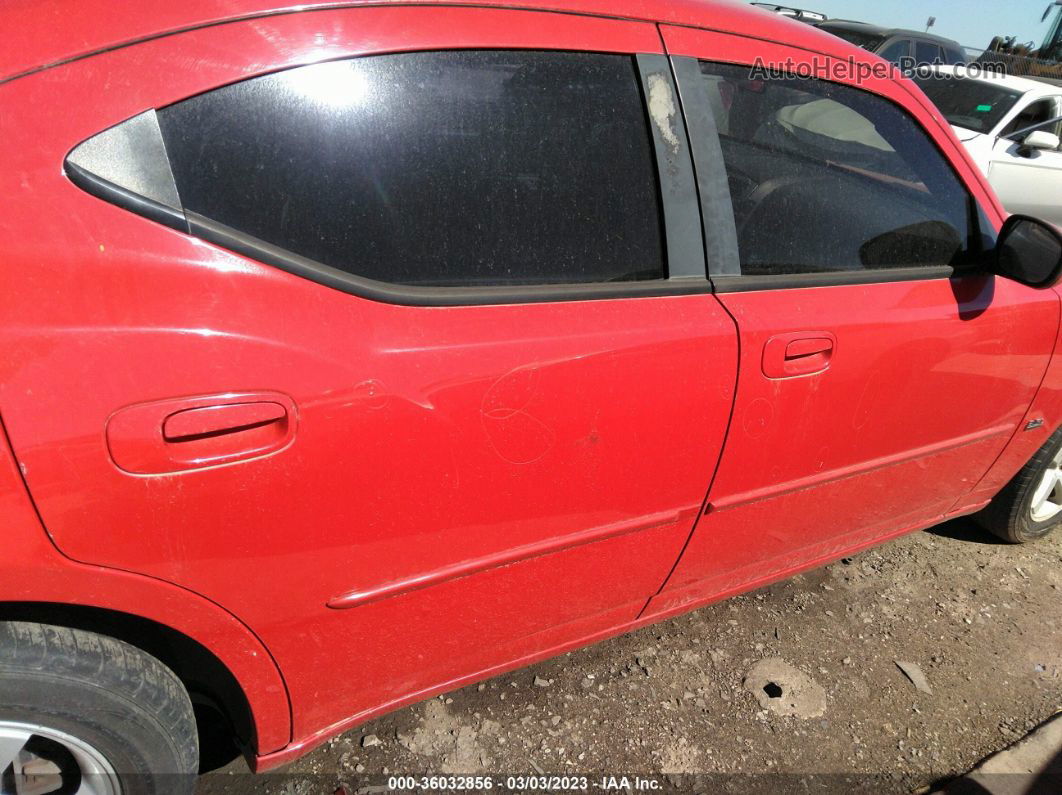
(200, 517), (1062, 794)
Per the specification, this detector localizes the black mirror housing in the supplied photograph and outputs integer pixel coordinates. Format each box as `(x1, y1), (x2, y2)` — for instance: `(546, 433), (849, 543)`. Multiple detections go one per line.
(994, 215), (1062, 289)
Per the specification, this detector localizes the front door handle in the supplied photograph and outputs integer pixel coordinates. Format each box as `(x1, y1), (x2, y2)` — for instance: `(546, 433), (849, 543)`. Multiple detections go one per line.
(762, 332), (836, 379)
(107, 392), (296, 474)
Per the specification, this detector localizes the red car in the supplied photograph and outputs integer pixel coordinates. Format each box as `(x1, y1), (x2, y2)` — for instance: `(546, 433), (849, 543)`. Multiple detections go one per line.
(2, 0), (1062, 790)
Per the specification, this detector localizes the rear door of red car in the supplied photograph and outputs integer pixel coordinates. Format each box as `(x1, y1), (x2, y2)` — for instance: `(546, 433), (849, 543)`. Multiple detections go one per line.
(646, 27), (1060, 616)
(0, 7), (737, 741)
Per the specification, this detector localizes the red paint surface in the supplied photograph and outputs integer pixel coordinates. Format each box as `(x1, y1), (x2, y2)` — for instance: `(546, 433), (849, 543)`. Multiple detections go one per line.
(1, 0), (1060, 770)
(108, 392), (297, 474)
(649, 278), (1058, 616)
(0, 423), (292, 752)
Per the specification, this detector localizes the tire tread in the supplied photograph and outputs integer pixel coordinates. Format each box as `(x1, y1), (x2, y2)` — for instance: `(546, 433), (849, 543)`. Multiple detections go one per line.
(0, 621), (198, 780)
(977, 425), (1062, 543)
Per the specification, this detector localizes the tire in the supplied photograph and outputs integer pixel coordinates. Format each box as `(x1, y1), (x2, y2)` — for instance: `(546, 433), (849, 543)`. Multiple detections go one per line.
(977, 425), (1062, 543)
(0, 621), (198, 794)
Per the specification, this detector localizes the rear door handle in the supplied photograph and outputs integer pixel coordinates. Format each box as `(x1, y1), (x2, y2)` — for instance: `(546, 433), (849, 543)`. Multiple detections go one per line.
(163, 401), (287, 442)
(107, 392), (296, 474)
(762, 332), (836, 379)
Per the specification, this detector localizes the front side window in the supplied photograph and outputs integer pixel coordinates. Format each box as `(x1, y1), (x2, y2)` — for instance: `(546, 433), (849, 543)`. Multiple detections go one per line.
(1001, 98), (1062, 139)
(943, 47), (967, 66)
(698, 62), (972, 277)
(155, 51), (666, 288)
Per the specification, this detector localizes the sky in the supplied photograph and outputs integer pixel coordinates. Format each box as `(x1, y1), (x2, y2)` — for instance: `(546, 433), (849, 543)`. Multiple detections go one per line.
(790, 0), (1060, 51)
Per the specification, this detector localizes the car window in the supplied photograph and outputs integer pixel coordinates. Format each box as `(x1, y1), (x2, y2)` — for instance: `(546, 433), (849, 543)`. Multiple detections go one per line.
(1001, 98), (1062, 139)
(1048, 99), (1062, 140)
(155, 51), (666, 288)
(943, 46), (967, 66)
(912, 74), (1023, 133)
(915, 41), (944, 65)
(698, 62), (973, 277)
(878, 39), (911, 64)
(816, 25), (887, 51)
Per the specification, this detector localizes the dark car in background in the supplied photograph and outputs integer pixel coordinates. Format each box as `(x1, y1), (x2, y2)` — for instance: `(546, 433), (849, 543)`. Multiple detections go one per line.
(816, 20), (967, 65)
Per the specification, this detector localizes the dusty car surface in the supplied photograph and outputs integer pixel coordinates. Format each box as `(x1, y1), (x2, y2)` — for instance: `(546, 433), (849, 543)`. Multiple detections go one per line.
(2, 0), (1062, 791)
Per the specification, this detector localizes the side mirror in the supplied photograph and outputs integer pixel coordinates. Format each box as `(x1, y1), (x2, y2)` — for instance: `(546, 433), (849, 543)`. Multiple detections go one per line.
(1018, 130), (1061, 156)
(995, 215), (1062, 288)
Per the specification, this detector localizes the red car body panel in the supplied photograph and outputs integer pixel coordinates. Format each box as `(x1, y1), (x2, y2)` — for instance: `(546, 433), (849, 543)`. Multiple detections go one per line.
(0, 0), (859, 84)
(641, 25), (1062, 613)
(2, 0), (1061, 771)
(648, 278), (1059, 615)
(0, 1), (738, 756)
(0, 426), (293, 752)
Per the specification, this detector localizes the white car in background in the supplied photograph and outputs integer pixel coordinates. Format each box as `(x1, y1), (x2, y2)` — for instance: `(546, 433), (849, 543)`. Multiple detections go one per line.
(914, 68), (1062, 225)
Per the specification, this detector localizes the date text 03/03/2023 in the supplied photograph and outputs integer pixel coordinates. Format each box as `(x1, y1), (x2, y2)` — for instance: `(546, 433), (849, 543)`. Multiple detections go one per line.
(385, 775), (664, 790)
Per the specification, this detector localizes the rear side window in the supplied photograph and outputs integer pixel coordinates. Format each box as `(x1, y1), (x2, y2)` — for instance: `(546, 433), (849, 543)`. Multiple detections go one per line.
(155, 51), (665, 287)
(915, 41), (944, 65)
(878, 39), (911, 64)
(698, 62), (972, 277)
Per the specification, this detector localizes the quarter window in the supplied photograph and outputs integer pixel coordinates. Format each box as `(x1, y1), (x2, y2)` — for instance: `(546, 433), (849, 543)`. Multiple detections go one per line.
(156, 51), (666, 287)
(698, 62), (972, 277)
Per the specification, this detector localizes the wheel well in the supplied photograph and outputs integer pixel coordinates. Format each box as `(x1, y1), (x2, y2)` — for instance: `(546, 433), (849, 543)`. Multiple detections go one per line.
(0, 601), (255, 771)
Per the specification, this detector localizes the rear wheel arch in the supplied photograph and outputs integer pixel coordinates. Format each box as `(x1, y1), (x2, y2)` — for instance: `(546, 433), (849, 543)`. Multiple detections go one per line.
(0, 601), (266, 769)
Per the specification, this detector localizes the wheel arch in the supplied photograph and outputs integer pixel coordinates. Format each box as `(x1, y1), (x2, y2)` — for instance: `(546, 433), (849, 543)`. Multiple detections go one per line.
(0, 600), (290, 765)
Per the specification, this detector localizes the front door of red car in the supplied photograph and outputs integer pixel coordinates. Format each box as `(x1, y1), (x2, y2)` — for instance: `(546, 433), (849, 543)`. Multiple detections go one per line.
(646, 29), (1060, 615)
(0, 8), (738, 742)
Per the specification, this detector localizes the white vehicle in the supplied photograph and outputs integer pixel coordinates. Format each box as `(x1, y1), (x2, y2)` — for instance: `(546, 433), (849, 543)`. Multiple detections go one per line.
(914, 67), (1062, 225)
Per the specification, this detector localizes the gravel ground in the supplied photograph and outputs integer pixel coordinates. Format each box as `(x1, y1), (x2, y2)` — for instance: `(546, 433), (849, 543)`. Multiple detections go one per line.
(201, 517), (1062, 793)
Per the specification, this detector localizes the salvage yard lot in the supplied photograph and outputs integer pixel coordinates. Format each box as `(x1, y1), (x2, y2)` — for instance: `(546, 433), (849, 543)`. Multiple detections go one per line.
(204, 519), (1061, 793)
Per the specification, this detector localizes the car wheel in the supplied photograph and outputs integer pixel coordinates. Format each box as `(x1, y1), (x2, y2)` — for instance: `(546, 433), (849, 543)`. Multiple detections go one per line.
(978, 425), (1062, 543)
(0, 621), (198, 794)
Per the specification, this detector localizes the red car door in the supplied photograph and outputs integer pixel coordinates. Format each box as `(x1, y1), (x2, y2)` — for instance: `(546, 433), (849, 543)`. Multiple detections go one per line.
(645, 28), (1060, 617)
(0, 7), (737, 744)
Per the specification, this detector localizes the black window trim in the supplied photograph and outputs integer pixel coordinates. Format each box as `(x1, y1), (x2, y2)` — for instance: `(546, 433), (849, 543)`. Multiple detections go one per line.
(669, 55), (990, 294)
(66, 50), (712, 307)
(188, 211), (714, 306)
(66, 159), (189, 235)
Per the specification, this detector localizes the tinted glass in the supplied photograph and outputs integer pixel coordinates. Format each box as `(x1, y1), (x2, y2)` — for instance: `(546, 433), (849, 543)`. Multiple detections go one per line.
(915, 41), (944, 65)
(878, 39), (911, 63)
(817, 25), (887, 51)
(158, 51), (665, 287)
(698, 62), (972, 276)
(943, 47), (967, 66)
(912, 74), (1022, 133)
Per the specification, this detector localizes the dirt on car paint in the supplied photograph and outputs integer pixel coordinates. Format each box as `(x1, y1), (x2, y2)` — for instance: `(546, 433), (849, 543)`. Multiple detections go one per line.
(200, 517), (1062, 794)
